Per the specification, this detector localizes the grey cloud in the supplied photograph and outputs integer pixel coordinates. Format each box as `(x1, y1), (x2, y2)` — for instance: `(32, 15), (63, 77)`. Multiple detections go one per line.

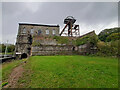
(2, 2), (118, 44)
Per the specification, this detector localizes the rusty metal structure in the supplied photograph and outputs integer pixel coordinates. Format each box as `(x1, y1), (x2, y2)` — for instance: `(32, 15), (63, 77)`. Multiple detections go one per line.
(60, 16), (80, 37)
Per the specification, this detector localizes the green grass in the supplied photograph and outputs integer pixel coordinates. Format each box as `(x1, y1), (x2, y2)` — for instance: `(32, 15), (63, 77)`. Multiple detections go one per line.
(2, 59), (26, 82)
(2, 82), (8, 87)
(18, 56), (118, 88)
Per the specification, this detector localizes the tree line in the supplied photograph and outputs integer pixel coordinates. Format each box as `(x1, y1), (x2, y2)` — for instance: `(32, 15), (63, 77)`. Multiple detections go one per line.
(0, 44), (15, 54)
(76, 27), (120, 57)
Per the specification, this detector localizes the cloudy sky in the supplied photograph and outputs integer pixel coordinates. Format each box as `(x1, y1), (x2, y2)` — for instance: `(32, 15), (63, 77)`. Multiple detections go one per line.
(1, 2), (118, 44)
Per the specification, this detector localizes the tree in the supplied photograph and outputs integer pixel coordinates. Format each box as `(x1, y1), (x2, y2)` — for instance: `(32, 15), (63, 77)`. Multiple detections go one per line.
(89, 35), (99, 47)
(106, 33), (120, 42)
(1, 44), (6, 53)
(76, 35), (98, 46)
(7, 44), (15, 52)
(98, 27), (120, 42)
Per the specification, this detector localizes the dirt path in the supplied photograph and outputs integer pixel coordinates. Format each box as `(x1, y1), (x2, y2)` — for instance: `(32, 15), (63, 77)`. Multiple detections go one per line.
(4, 62), (26, 88)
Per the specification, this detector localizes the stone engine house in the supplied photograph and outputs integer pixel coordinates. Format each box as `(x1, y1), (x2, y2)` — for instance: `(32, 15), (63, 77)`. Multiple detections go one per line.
(15, 22), (97, 59)
(15, 23), (59, 58)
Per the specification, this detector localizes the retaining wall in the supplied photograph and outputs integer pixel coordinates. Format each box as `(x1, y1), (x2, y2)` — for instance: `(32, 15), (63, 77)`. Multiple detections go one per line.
(31, 45), (77, 56)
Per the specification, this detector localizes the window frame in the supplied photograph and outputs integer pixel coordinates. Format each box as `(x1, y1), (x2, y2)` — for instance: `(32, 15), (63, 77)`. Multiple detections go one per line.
(23, 27), (26, 33)
(31, 28), (34, 34)
(46, 29), (49, 35)
(38, 29), (42, 35)
(52, 29), (56, 35)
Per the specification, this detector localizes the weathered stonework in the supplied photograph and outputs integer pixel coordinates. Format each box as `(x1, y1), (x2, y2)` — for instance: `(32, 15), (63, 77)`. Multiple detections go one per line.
(18, 23), (59, 36)
(32, 45), (77, 56)
(15, 23), (59, 58)
(15, 23), (97, 59)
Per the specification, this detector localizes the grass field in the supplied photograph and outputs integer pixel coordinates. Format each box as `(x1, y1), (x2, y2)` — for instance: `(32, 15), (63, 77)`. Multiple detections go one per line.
(2, 59), (26, 82)
(16, 56), (118, 88)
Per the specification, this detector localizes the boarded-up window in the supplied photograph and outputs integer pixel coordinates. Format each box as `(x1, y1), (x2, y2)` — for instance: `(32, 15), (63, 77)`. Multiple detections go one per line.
(38, 30), (42, 35)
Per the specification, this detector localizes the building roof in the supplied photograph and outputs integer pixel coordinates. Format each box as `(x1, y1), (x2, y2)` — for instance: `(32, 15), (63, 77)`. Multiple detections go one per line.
(19, 23), (59, 27)
(79, 31), (95, 38)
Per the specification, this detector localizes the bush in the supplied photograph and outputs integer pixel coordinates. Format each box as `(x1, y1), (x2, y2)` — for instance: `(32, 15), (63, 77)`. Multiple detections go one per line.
(76, 35), (98, 46)
(7, 45), (15, 52)
(97, 40), (119, 57)
(32, 41), (41, 46)
(53, 36), (70, 44)
(98, 27), (120, 42)
(76, 36), (90, 46)
(106, 33), (120, 42)
(0, 44), (15, 53)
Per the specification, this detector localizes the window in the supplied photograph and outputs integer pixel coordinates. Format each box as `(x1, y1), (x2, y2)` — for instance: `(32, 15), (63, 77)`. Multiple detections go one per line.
(46, 30), (49, 34)
(23, 27), (26, 33)
(31, 28), (34, 34)
(52, 29), (56, 35)
(38, 30), (42, 35)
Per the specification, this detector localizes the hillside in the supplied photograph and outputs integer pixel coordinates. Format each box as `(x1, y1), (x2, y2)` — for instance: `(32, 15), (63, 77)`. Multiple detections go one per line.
(98, 27), (120, 42)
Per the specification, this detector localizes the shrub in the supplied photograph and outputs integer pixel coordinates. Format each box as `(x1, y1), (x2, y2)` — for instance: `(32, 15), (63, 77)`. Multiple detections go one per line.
(98, 27), (120, 42)
(53, 36), (69, 44)
(106, 33), (120, 42)
(32, 41), (41, 46)
(97, 40), (119, 56)
(76, 35), (98, 46)
(76, 36), (90, 46)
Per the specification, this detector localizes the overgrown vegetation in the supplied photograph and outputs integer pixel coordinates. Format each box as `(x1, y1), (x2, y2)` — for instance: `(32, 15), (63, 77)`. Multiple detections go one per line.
(75, 27), (119, 57)
(31, 27), (119, 57)
(96, 27), (119, 57)
(106, 33), (120, 42)
(98, 27), (119, 42)
(96, 40), (119, 57)
(76, 35), (98, 46)
(53, 36), (70, 44)
(32, 41), (41, 46)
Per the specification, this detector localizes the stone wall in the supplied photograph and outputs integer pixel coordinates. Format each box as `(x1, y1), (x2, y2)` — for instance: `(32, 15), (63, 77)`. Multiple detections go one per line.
(32, 45), (77, 56)
(15, 34), (32, 58)
(18, 23), (59, 36)
(15, 23), (97, 58)
(15, 23), (59, 58)
(78, 43), (97, 55)
(33, 36), (58, 45)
